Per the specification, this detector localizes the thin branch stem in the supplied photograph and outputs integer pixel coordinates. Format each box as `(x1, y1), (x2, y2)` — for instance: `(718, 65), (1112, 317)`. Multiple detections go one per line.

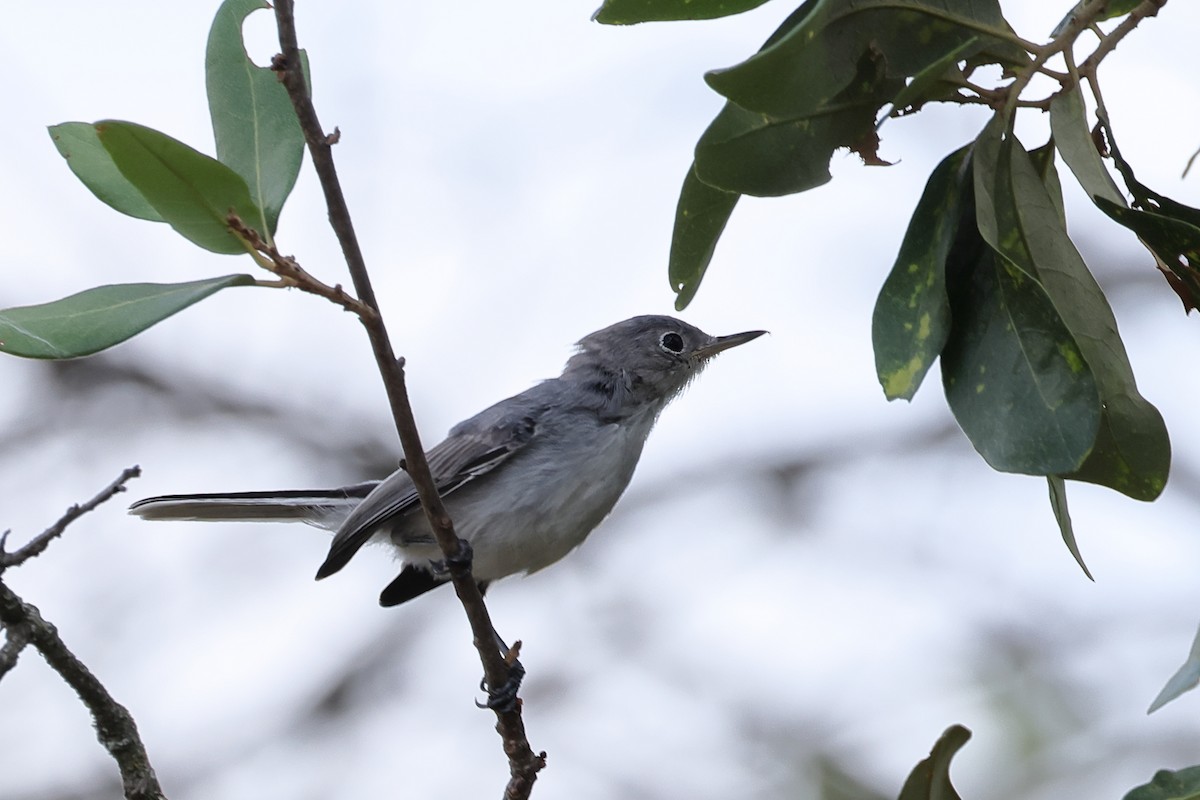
(228, 215), (376, 318)
(0, 466), (140, 571)
(271, 2), (544, 794)
(0, 585), (165, 800)
(1079, 0), (1168, 76)
(0, 466), (162, 798)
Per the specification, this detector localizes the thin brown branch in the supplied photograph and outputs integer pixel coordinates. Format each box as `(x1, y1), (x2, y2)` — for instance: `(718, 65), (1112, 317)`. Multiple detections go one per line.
(0, 467), (161, 798)
(1079, 0), (1168, 76)
(271, 1), (544, 794)
(0, 466), (140, 570)
(0, 584), (165, 799)
(0, 615), (29, 679)
(227, 215), (376, 318)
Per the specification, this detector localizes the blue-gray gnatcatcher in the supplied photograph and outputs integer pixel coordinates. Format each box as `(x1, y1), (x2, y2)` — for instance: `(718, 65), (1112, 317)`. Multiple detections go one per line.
(130, 315), (765, 606)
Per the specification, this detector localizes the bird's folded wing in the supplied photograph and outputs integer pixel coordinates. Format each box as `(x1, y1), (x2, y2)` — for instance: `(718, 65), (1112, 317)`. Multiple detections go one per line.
(314, 412), (538, 579)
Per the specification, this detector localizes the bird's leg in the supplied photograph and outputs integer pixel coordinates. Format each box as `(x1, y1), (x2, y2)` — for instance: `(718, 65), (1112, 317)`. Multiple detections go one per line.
(477, 638), (524, 713)
(437, 539), (526, 711)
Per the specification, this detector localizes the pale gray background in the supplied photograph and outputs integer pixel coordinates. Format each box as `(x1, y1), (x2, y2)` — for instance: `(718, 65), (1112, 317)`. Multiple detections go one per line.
(2, 2), (1199, 798)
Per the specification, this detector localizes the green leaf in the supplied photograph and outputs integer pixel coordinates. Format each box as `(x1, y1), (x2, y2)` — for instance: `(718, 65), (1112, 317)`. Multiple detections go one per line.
(694, 47), (903, 196)
(973, 119), (1168, 499)
(1122, 765), (1200, 800)
(1099, 0), (1144, 21)
(206, 0), (307, 241)
(1047, 476), (1093, 580)
(48, 122), (164, 222)
(593, 0), (773, 24)
(1147, 623), (1200, 714)
(0, 275), (257, 360)
(897, 724), (971, 800)
(669, 161), (740, 310)
(1049, 88), (1124, 207)
(872, 145), (971, 400)
(96, 120), (265, 255)
(890, 36), (978, 114)
(1088, 122), (1200, 311)
(941, 247), (1100, 474)
(1095, 198), (1200, 312)
(704, 0), (1021, 120)
(1028, 140), (1065, 225)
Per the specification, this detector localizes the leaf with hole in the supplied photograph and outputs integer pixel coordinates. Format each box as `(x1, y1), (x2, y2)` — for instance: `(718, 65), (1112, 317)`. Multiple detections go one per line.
(0, 275), (257, 360)
(694, 47), (903, 196)
(96, 120), (265, 255)
(206, 0), (308, 241)
(890, 36), (979, 114)
(704, 0), (1021, 120)
(1096, 199), (1200, 312)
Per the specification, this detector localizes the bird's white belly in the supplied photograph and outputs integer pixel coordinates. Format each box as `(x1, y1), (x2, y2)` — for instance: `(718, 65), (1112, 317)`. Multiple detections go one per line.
(393, 414), (655, 582)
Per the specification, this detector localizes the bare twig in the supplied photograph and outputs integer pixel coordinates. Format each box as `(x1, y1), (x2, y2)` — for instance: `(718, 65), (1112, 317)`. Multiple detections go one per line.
(1079, 0), (1168, 76)
(0, 466), (140, 571)
(0, 584), (165, 800)
(0, 466), (162, 798)
(270, 2), (545, 794)
(937, 0), (1167, 116)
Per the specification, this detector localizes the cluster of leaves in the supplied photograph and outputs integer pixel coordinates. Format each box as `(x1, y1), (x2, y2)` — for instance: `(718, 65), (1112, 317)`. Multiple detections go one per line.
(0, 0), (305, 359)
(594, 0), (1198, 579)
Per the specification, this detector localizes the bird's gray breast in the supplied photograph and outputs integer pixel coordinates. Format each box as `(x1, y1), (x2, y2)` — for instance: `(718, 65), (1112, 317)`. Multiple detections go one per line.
(393, 404), (659, 581)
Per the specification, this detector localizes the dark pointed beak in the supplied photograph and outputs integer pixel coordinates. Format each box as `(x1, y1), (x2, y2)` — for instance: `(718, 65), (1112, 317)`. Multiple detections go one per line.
(695, 329), (767, 359)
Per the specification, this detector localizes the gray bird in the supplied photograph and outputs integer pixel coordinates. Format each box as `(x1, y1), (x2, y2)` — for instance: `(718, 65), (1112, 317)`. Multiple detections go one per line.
(130, 315), (765, 606)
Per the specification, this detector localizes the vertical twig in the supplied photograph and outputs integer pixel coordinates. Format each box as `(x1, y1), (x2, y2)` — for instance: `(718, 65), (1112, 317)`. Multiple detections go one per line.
(270, 2), (545, 794)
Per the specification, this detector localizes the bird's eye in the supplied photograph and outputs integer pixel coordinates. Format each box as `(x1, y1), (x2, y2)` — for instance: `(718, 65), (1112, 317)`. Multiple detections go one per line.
(659, 332), (685, 354)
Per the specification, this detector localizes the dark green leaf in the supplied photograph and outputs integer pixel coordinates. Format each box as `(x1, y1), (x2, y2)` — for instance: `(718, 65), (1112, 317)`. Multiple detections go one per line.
(1049, 88), (1124, 206)
(1013, 140), (1169, 499)
(872, 145), (971, 400)
(1101, 114), (1200, 229)
(942, 247), (1100, 474)
(897, 724), (971, 800)
(890, 36), (978, 114)
(694, 48), (903, 196)
(96, 120), (265, 255)
(1096, 198), (1200, 312)
(1099, 0), (1143, 21)
(593, 0), (772, 24)
(1047, 476), (1093, 579)
(1147, 624), (1200, 714)
(669, 162), (740, 310)
(704, 0), (1021, 119)
(1122, 765), (1200, 800)
(1089, 122), (1200, 310)
(0, 275), (257, 360)
(973, 119), (1168, 499)
(206, 0), (307, 240)
(48, 122), (164, 222)
(1028, 140), (1065, 224)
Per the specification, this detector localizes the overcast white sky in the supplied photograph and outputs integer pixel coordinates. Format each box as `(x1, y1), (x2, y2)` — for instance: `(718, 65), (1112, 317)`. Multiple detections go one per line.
(2, 2), (1199, 798)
